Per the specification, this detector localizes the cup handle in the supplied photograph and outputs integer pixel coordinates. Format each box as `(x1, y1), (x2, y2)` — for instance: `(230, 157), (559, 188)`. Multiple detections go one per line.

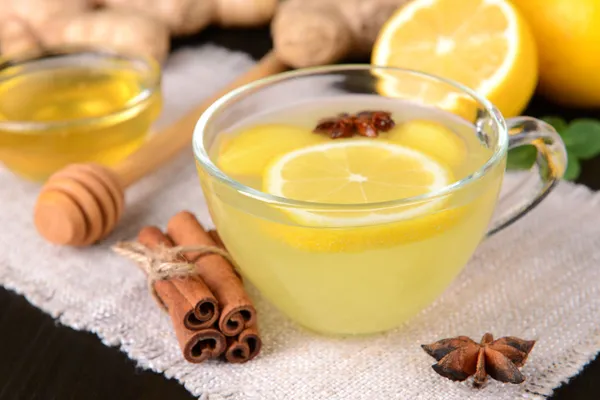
(486, 117), (568, 236)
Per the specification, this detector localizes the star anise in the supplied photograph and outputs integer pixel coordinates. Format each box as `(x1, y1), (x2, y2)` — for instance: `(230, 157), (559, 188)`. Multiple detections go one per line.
(313, 110), (395, 139)
(422, 333), (536, 388)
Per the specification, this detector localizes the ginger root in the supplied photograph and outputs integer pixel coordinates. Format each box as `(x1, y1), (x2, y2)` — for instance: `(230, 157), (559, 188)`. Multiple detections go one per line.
(0, 0), (278, 63)
(0, 0), (93, 57)
(44, 10), (171, 64)
(0, 0), (92, 32)
(98, 0), (278, 35)
(272, 0), (412, 68)
(0, 17), (40, 56)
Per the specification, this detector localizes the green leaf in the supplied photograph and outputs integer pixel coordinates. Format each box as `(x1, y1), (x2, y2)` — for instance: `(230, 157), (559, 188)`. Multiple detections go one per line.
(560, 119), (600, 160)
(507, 145), (536, 170)
(542, 116), (568, 134)
(563, 151), (581, 181)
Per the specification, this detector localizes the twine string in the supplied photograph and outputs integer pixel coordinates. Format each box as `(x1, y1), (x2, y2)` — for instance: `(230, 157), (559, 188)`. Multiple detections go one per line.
(112, 241), (235, 311)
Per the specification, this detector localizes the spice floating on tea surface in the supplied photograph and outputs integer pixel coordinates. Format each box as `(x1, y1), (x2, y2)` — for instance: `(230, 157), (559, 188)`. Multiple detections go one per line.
(421, 332), (536, 388)
(354, 111), (396, 137)
(313, 110), (395, 139)
(313, 112), (355, 138)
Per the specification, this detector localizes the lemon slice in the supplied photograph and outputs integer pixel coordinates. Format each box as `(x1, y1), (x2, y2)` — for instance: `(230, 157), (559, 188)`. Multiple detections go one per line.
(263, 140), (453, 226)
(371, 0), (538, 117)
(386, 119), (467, 167)
(216, 123), (326, 176)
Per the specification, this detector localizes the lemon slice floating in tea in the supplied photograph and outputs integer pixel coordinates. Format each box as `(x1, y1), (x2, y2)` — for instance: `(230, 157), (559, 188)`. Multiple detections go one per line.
(216, 124), (326, 176)
(263, 140), (453, 226)
(386, 119), (467, 167)
(371, 0), (538, 117)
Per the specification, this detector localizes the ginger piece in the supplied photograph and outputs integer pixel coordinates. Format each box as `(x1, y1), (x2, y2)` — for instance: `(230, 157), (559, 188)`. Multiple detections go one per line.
(0, 0), (92, 32)
(98, 0), (278, 35)
(272, 1), (352, 69)
(0, 0), (278, 64)
(272, 0), (412, 68)
(96, 0), (212, 36)
(0, 17), (40, 56)
(42, 9), (171, 63)
(0, 0), (91, 55)
(0, 0), (169, 62)
(214, 0), (279, 28)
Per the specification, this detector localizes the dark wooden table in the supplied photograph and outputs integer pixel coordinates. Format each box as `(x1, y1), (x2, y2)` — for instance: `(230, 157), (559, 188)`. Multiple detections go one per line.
(1, 27), (599, 400)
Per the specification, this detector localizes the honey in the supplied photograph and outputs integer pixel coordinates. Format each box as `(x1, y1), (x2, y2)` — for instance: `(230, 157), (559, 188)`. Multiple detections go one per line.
(0, 49), (162, 181)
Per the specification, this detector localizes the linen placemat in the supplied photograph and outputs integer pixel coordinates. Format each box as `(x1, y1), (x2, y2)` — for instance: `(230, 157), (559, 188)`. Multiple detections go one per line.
(1, 45), (599, 400)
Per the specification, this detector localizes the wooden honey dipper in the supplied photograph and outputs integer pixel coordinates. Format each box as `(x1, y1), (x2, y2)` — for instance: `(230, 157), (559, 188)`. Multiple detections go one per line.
(34, 0), (410, 246)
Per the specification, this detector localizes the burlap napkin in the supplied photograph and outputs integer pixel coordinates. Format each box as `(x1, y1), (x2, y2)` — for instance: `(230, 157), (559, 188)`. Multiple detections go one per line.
(1, 45), (599, 400)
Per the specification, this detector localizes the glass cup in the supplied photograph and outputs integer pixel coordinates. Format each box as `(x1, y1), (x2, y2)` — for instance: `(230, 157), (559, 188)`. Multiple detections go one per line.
(193, 65), (567, 336)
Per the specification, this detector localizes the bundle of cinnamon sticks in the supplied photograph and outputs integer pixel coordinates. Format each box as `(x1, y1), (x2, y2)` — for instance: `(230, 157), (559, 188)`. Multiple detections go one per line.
(114, 211), (261, 364)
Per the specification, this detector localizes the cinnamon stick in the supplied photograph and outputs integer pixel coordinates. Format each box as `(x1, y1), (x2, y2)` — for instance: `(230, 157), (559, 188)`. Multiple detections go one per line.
(225, 326), (262, 363)
(137, 226), (219, 330)
(136, 227), (226, 362)
(167, 211), (257, 337)
(208, 229), (225, 249)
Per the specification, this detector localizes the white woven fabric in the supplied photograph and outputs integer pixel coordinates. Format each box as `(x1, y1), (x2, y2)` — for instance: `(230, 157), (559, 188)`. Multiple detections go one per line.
(1, 45), (599, 400)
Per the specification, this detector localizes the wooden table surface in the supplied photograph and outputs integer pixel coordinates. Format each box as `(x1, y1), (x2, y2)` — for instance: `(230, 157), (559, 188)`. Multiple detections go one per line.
(1, 27), (599, 400)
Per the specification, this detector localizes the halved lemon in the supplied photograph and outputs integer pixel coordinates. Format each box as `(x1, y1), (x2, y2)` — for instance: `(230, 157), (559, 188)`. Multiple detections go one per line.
(371, 0), (538, 117)
(263, 140), (453, 226)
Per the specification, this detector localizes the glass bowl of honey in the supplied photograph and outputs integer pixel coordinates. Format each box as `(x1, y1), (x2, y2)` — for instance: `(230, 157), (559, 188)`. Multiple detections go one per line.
(0, 46), (162, 181)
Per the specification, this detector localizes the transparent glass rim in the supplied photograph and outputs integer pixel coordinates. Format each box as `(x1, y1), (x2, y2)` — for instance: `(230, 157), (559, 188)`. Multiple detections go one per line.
(0, 45), (161, 132)
(193, 64), (508, 211)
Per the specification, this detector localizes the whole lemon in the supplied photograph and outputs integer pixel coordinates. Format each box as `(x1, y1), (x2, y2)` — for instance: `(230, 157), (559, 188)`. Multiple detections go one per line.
(511, 0), (600, 107)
